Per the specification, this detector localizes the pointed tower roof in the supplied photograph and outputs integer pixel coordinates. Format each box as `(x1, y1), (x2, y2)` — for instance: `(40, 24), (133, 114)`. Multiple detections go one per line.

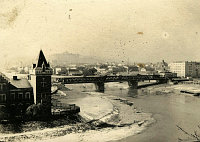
(37, 50), (48, 67)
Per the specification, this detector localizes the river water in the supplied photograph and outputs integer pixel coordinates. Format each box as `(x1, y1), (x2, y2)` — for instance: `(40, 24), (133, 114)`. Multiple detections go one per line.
(66, 82), (200, 142)
(104, 83), (200, 142)
(1, 82), (200, 142)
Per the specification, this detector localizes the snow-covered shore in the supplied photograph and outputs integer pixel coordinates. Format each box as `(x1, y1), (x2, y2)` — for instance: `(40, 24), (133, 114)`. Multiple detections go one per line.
(42, 92), (154, 142)
(0, 87), (154, 142)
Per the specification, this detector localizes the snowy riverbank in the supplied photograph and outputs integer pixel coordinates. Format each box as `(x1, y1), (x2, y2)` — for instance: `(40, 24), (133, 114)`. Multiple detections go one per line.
(142, 83), (200, 97)
(0, 88), (154, 142)
(42, 92), (154, 142)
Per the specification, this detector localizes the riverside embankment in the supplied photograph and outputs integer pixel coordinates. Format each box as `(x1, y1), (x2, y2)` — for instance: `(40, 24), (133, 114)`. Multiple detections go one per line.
(42, 88), (154, 142)
(1, 82), (200, 142)
(110, 83), (200, 142)
(0, 83), (154, 142)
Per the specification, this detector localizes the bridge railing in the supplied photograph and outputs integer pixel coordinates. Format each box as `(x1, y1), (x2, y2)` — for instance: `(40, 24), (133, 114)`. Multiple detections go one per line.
(53, 75), (167, 84)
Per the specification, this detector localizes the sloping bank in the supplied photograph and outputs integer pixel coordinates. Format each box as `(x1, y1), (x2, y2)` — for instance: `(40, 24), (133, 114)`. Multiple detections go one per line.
(44, 92), (155, 142)
(0, 91), (154, 142)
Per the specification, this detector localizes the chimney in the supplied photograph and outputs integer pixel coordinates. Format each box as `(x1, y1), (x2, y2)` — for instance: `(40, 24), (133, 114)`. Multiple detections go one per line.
(13, 76), (18, 80)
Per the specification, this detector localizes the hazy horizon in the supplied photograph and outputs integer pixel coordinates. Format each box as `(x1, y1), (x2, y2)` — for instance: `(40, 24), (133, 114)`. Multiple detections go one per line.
(0, 0), (200, 68)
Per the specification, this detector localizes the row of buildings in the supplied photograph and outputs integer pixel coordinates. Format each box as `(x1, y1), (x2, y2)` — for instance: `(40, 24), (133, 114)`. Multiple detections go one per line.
(53, 62), (165, 76)
(9, 60), (171, 76)
(53, 60), (200, 78)
(52, 60), (175, 77)
(169, 61), (200, 78)
(9, 59), (200, 78)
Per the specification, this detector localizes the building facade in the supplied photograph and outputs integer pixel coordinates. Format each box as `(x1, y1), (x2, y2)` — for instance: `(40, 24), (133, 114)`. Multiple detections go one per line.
(0, 73), (34, 118)
(169, 61), (200, 78)
(29, 50), (53, 115)
(0, 50), (52, 119)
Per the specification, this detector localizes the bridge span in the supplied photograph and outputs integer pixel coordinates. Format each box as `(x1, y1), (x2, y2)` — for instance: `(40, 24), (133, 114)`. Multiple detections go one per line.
(52, 75), (168, 92)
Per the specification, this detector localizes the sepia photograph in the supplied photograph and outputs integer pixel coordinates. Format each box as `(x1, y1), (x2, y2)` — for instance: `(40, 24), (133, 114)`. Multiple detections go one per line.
(0, 0), (200, 142)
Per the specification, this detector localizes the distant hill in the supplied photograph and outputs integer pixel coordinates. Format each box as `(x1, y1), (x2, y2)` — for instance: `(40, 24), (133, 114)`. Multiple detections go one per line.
(49, 52), (103, 66)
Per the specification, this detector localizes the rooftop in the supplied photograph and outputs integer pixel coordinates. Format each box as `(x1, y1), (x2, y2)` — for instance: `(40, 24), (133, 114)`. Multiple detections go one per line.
(10, 78), (32, 89)
(36, 50), (49, 68)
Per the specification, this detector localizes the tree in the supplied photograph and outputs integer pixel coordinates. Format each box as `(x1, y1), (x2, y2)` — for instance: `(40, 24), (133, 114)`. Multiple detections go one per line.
(177, 124), (200, 141)
(128, 66), (139, 72)
(83, 68), (97, 76)
(25, 103), (50, 120)
(77, 66), (85, 72)
(113, 66), (127, 74)
(137, 63), (145, 68)
(100, 64), (108, 70)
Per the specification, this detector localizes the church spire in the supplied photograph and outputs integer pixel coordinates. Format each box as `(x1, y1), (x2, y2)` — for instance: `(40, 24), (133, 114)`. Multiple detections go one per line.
(37, 50), (48, 67)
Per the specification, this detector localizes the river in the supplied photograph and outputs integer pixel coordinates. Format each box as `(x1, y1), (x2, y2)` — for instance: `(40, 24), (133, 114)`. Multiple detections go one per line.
(103, 82), (200, 142)
(66, 82), (200, 142)
(1, 82), (200, 142)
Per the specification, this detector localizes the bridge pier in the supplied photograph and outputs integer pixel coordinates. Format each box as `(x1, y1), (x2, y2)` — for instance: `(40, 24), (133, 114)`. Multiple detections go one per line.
(128, 80), (138, 89)
(95, 82), (105, 92)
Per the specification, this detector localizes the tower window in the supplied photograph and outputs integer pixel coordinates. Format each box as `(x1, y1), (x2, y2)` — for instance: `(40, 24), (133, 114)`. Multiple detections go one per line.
(41, 78), (46, 87)
(41, 93), (46, 99)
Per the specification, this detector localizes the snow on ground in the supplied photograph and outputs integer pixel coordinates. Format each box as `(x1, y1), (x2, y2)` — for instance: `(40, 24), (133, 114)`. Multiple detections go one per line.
(0, 85), (154, 142)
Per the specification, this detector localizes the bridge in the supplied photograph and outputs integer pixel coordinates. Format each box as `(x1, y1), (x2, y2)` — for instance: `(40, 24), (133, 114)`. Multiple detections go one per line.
(52, 75), (168, 92)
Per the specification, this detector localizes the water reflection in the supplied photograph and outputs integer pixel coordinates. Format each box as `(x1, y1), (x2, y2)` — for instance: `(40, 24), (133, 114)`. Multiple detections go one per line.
(127, 89), (138, 98)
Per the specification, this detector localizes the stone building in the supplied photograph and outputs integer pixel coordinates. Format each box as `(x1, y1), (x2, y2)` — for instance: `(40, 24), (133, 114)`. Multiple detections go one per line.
(29, 50), (53, 115)
(0, 50), (52, 119)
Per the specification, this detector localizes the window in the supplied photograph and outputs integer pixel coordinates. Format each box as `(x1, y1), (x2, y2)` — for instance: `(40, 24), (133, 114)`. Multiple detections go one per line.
(41, 93), (46, 99)
(18, 92), (23, 100)
(45, 94), (48, 99)
(0, 84), (3, 91)
(25, 92), (30, 100)
(0, 94), (6, 102)
(11, 92), (15, 100)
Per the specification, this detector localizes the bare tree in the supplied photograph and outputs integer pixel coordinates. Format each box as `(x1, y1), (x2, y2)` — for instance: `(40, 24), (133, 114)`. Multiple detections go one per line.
(177, 125), (200, 142)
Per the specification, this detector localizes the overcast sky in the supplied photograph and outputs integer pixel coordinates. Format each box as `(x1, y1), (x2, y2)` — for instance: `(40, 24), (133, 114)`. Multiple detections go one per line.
(0, 0), (200, 67)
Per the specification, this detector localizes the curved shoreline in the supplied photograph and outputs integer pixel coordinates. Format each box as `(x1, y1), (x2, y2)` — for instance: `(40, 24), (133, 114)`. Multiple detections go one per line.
(44, 92), (155, 142)
(0, 91), (155, 142)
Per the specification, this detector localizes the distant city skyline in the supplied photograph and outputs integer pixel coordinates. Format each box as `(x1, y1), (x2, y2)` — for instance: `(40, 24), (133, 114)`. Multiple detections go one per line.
(0, 0), (200, 68)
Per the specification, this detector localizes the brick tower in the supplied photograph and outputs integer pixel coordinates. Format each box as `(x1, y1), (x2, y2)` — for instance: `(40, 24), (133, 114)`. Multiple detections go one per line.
(29, 50), (53, 115)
